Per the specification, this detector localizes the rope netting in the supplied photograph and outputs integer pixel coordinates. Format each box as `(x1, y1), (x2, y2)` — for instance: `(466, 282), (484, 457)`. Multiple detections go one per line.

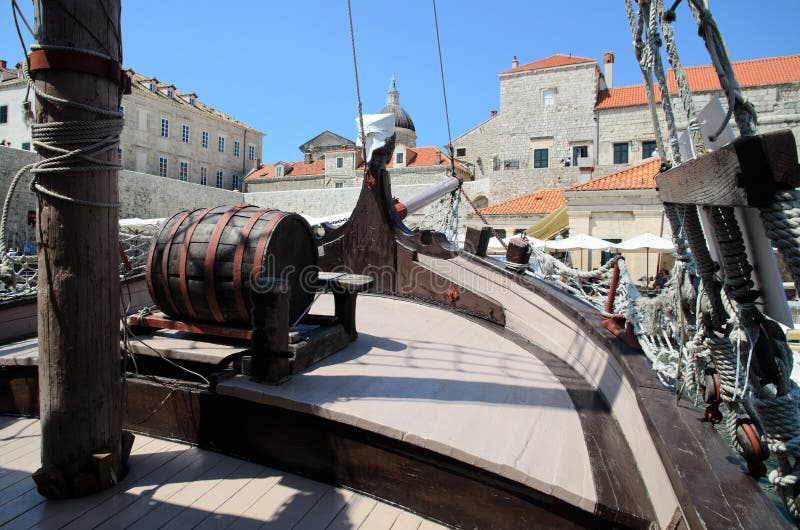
(0, 222), (157, 302)
(615, 0), (800, 521)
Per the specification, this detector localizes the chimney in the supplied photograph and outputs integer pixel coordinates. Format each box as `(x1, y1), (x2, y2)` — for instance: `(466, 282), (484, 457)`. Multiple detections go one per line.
(603, 51), (615, 89)
(0, 60), (6, 69)
(511, 56), (519, 69)
(436, 151), (443, 165)
(304, 152), (312, 164)
(254, 157), (261, 170)
(490, 110), (497, 117)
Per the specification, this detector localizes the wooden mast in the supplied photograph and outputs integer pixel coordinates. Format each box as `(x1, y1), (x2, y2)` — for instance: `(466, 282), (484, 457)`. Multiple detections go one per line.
(31, 0), (127, 497)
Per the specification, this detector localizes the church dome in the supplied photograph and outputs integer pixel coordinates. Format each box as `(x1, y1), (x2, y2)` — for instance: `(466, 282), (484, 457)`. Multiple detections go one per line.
(380, 76), (416, 147)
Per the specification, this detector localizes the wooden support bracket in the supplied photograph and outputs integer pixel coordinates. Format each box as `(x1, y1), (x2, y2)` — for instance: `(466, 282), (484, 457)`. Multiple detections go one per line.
(655, 129), (800, 207)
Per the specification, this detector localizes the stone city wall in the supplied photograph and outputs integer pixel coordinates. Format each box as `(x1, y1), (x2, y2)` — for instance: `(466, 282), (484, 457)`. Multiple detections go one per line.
(0, 147), (244, 248)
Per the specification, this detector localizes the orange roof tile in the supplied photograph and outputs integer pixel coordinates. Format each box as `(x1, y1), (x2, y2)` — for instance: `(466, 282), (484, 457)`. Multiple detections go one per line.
(245, 159), (325, 180)
(503, 54), (595, 74)
(597, 54), (800, 109)
(358, 146), (463, 170)
(476, 188), (566, 216)
(248, 146), (462, 181)
(569, 159), (660, 191)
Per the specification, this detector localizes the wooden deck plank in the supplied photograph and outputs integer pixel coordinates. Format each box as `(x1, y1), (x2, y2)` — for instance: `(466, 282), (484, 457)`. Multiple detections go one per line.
(228, 472), (329, 530)
(0, 436), (40, 468)
(125, 453), (243, 530)
(218, 292), (594, 512)
(359, 501), (402, 530)
(0, 449), (40, 491)
(0, 415), (446, 529)
(92, 448), (226, 529)
(294, 487), (354, 530)
(0, 474), (36, 509)
(0, 337), (38, 366)
(0, 416), (38, 441)
(16, 437), (184, 530)
(390, 511), (424, 530)
(192, 469), (283, 530)
(62, 445), (203, 529)
(159, 461), (267, 530)
(327, 493), (377, 529)
(0, 484), (46, 526)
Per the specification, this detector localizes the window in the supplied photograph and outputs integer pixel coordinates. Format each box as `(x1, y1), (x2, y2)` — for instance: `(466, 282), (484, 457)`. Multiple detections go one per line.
(0, 105), (8, 123)
(201, 131), (209, 149)
(119, 105), (124, 115)
(493, 157), (501, 171)
(232, 174), (240, 190)
(456, 147), (466, 157)
(181, 124), (190, 143)
(200, 167), (208, 186)
(572, 145), (589, 166)
(613, 142), (629, 164)
(335, 182), (343, 189)
(217, 136), (225, 153)
(533, 149), (548, 168)
(160, 118), (169, 138)
(336, 157), (344, 168)
(233, 141), (240, 157)
(543, 89), (556, 106)
(503, 159), (520, 170)
(396, 152), (404, 164)
(167, 89), (174, 99)
(641, 140), (658, 158)
(180, 161), (188, 181)
(158, 157), (168, 177)
(248, 144), (256, 161)
(216, 171), (223, 188)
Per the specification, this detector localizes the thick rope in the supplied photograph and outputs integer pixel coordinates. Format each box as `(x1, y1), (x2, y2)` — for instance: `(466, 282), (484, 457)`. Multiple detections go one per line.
(658, 0), (706, 155)
(760, 189), (800, 295)
(0, 43), (123, 286)
(687, 0), (757, 137)
(346, 0), (366, 158)
(642, 0), (682, 164)
(624, 0), (668, 160)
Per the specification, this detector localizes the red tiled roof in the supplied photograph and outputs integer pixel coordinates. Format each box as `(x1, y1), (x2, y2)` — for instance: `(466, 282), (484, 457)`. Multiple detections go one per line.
(476, 188), (566, 216)
(503, 54), (595, 75)
(358, 146), (463, 170)
(248, 146), (462, 180)
(245, 159), (325, 180)
(597, 54), (800, 109)
(569, 159), (660, 191)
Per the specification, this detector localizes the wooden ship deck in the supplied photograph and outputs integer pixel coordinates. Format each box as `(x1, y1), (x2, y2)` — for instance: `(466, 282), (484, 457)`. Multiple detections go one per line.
(1, 9), (798, 524)
(0, 415), (446, 529)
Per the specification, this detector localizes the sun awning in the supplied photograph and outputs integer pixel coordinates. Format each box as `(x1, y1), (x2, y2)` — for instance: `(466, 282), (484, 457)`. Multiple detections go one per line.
(525, 205), (568, 240)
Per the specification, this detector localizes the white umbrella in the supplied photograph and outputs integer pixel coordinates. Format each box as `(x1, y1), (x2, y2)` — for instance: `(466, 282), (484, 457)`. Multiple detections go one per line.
(614, 233), (674, 252)
(545, 233), (612, 269)
(614, 233), (674, 287)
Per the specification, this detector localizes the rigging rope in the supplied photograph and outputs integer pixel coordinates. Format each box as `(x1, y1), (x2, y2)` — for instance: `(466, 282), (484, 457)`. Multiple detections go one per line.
(346, 0), (367, 161)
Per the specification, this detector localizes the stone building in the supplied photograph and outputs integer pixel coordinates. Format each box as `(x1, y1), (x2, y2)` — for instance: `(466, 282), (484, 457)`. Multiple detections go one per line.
(245, 78), (470, 193)
(451, 53), (800, 205)
(0, 61), (265, 191)
(473, 188), (566, 238)
(564, 158), (667, 280)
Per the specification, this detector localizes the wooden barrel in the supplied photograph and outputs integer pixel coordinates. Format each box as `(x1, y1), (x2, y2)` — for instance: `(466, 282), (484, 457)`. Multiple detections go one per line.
(146, 204), (318, 326)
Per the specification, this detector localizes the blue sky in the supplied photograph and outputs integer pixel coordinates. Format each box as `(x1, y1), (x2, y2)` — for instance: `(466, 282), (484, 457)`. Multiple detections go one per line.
(2, 1), (798, 162)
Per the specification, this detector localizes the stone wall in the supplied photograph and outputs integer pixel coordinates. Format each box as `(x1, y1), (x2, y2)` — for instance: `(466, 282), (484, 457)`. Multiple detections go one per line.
(119, 170), (244, 218)
(452, 62), (600, 203)
(0, 147), (38, 249)
(451, 60), (800, 207)
(0, 147), (244, 249)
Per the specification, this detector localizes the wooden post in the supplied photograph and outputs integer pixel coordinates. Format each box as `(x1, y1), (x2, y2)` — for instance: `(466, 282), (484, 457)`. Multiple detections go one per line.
(31, 1), (126, 498)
